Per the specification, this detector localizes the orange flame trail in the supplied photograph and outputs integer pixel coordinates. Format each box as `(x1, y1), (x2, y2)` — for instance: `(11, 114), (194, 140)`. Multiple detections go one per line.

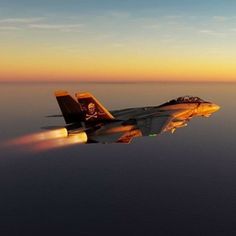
(5, 128), (68, 146)
(31, 133), (87, 152)
(2, 129), (87, 152)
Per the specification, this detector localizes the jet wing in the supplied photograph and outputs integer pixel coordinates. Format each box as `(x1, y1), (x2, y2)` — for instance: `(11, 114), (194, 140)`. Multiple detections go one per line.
(136, 109), (190, 136)
(137, 115), (172, 136)
(114, 115), (172, 143)
(117, 129), (142, 144)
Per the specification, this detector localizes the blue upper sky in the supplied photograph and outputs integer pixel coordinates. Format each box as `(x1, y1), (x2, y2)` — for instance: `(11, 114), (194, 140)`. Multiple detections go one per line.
(1, 0), (236, 17)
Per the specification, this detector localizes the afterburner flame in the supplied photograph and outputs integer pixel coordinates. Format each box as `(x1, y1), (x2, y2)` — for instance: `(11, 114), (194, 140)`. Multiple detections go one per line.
(5, 128), (68, 146)
(2, 129), (88, 152)
(32, 132), (88, 151)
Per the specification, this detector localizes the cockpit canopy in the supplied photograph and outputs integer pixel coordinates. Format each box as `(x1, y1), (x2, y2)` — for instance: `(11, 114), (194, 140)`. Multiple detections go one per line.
(175, 96), (205, 103)
(159, 96), (207, 107)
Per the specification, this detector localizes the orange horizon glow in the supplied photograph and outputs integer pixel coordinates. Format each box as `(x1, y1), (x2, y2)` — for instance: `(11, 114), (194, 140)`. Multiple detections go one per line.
(1, 46), (236, 82)
(1, 59), (236, 82)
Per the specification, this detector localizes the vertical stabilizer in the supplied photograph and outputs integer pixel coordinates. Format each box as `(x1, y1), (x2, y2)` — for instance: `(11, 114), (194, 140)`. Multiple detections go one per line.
(55, 90), (83, 124)
(75, 92), (114, 122)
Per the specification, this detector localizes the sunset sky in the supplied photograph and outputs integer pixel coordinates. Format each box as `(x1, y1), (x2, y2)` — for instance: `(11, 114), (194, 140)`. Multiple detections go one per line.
(1, 0), (236, 82)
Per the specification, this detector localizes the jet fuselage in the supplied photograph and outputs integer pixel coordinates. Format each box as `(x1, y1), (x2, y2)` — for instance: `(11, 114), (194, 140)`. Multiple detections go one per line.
(85, 97), (220, 142)
(54, 93), (220, 143)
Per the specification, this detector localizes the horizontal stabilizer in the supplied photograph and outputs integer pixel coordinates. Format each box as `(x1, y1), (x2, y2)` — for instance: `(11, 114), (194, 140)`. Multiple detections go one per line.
(46, 114), (63, 118)
(41, 125), (65, 130)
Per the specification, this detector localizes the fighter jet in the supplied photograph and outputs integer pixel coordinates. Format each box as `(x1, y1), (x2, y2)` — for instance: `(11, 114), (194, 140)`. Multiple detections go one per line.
(51, 91), (220, 144)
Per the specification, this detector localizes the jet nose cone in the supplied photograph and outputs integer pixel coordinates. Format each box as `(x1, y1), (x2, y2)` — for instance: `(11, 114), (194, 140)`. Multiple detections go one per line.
(212, 104), (220, 112)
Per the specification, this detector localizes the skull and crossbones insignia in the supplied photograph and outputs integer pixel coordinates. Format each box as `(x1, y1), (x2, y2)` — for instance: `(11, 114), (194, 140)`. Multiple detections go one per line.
(85, 102), (98, 120)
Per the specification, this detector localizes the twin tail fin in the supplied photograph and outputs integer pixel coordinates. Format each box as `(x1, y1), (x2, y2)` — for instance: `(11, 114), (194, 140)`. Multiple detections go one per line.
(75, 92), (114, 122)
(55, 90), (114, 124)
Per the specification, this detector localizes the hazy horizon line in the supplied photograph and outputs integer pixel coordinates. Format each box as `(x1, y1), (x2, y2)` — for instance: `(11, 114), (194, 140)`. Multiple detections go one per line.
(0, 80), (236, 84)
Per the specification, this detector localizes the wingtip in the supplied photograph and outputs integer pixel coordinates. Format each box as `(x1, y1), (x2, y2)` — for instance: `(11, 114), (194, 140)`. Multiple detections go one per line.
(54, 90), (69, 97)
(75, 92), (91, 98)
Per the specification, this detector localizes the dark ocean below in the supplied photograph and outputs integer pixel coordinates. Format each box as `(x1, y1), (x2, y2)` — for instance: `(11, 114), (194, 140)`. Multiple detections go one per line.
(0, 82), (236, 236)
